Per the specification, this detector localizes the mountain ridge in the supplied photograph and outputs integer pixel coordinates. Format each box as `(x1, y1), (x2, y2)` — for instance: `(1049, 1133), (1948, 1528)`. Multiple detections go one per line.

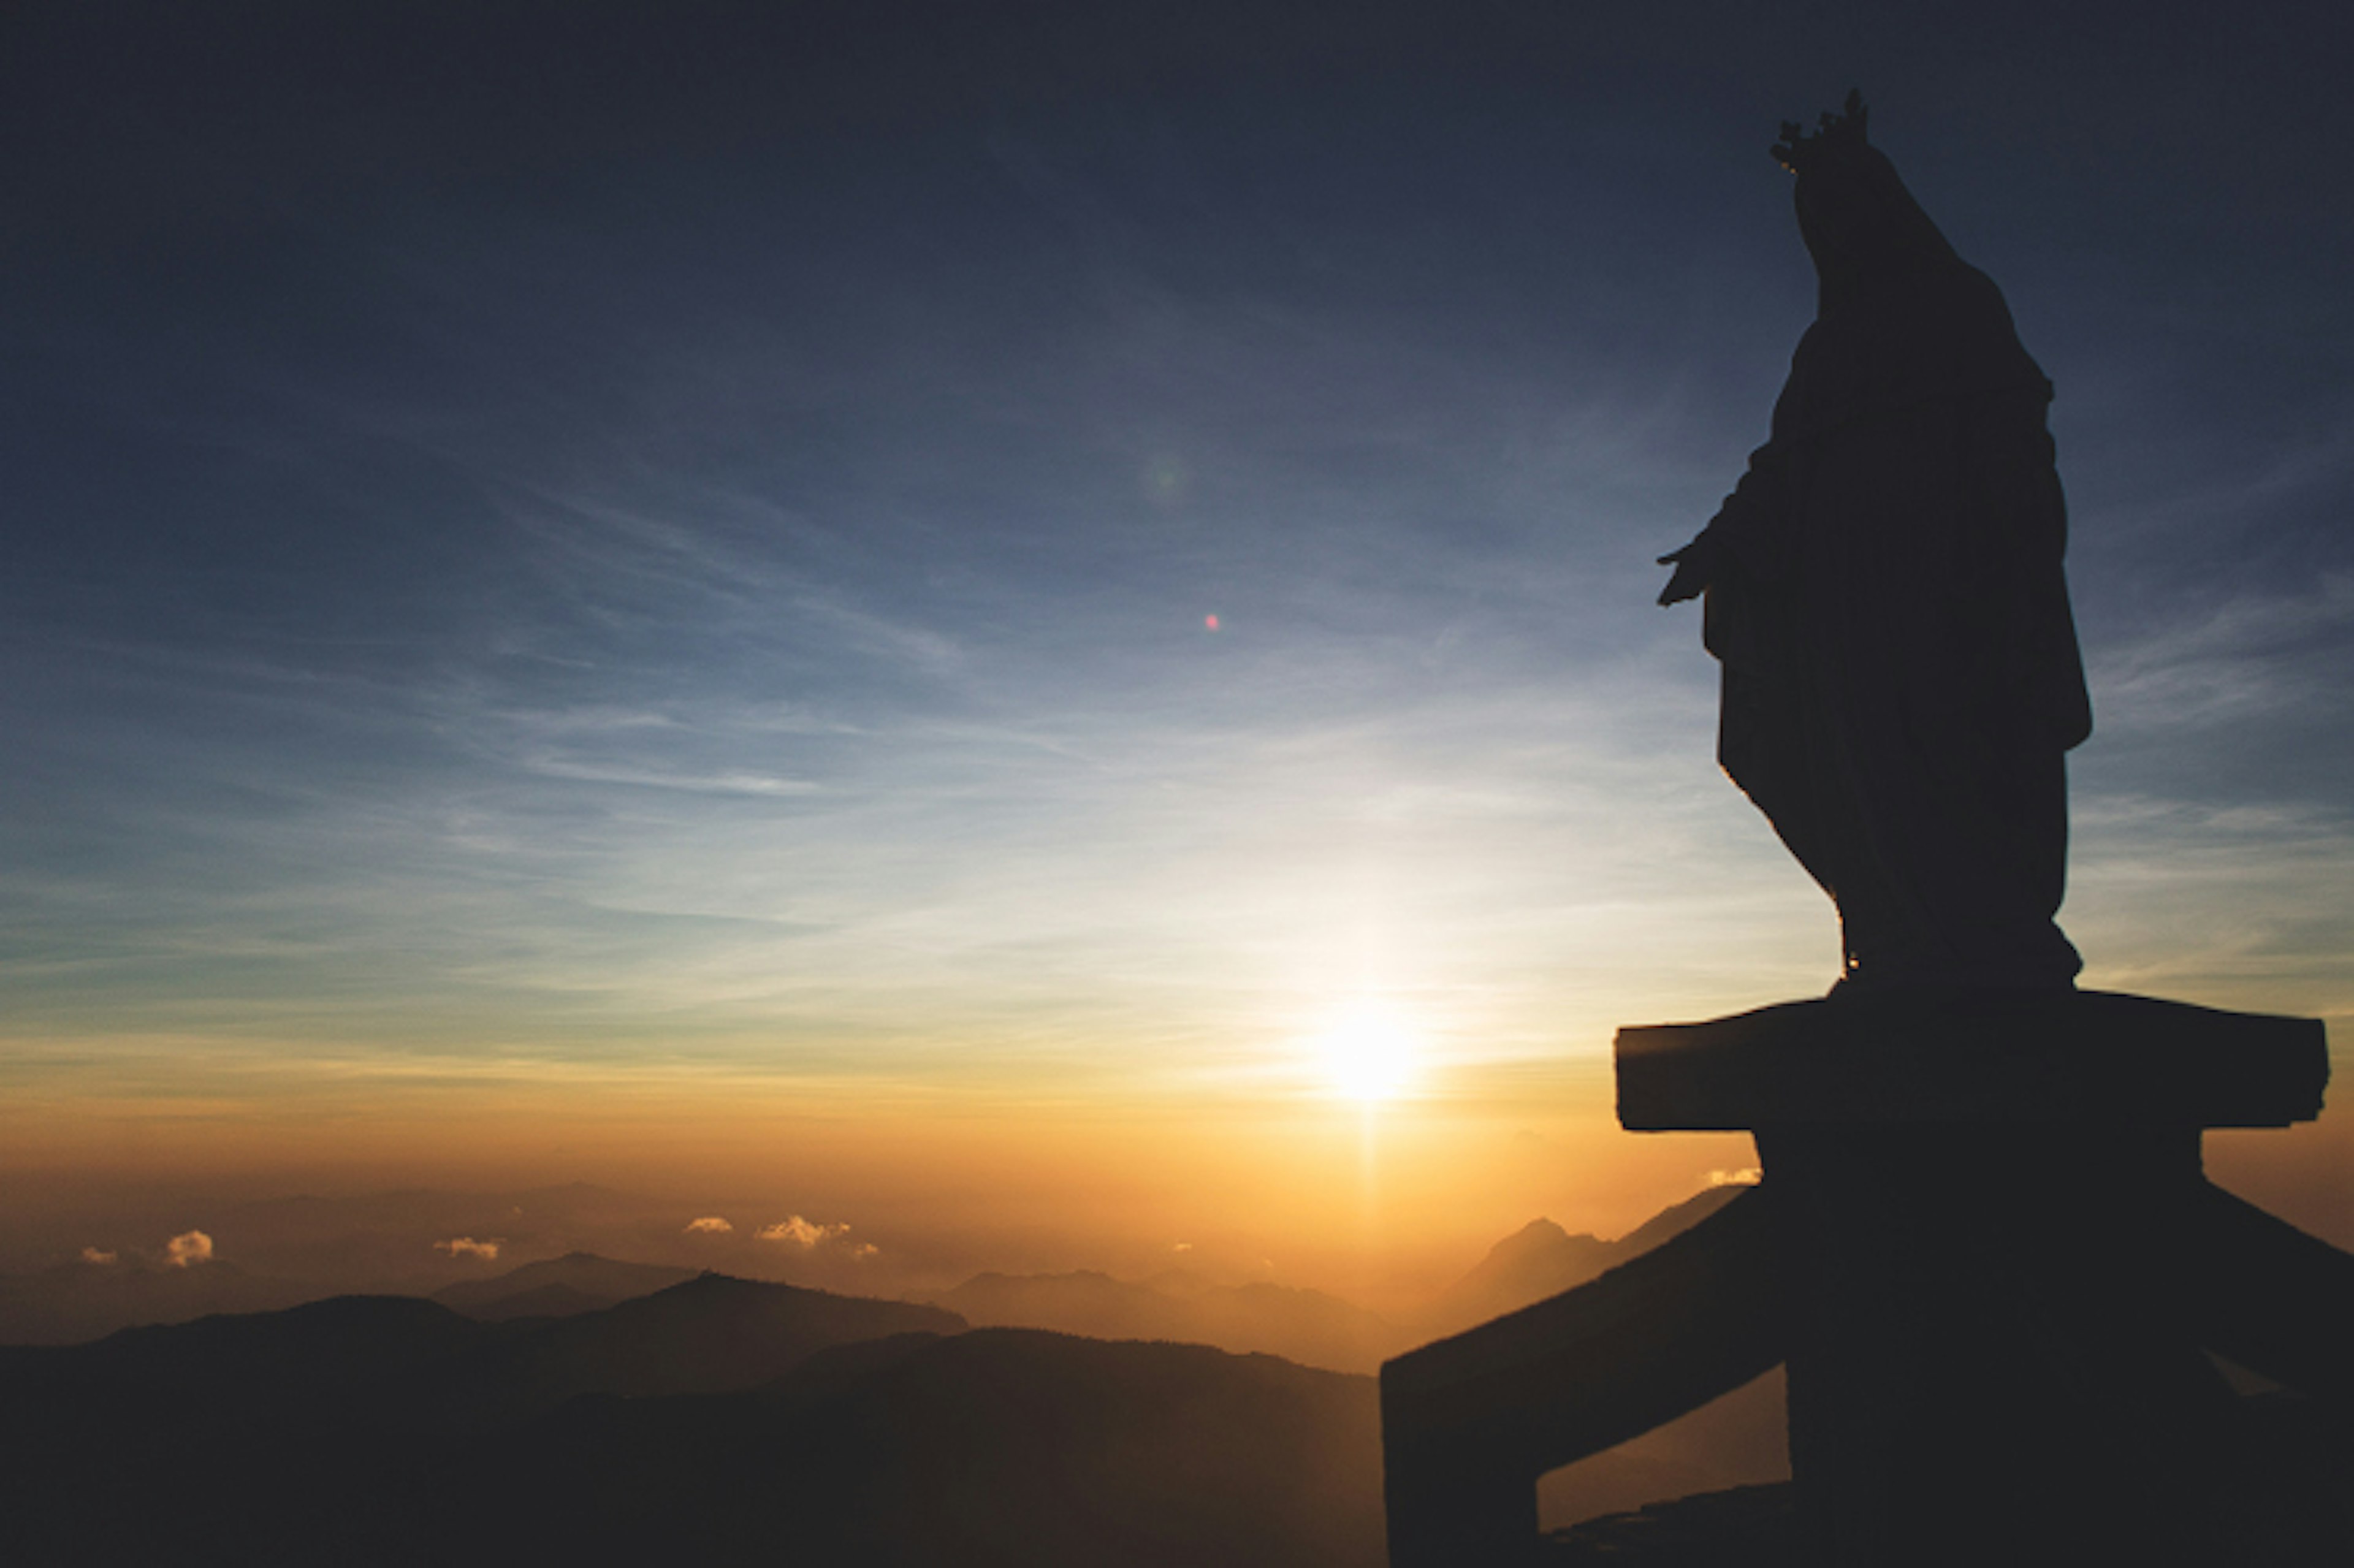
(431, 1249), (697, 1319)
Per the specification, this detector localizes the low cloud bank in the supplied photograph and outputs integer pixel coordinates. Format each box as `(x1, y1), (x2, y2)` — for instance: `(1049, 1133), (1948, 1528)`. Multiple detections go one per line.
(165, 1231), (213, 1268)
(435, 1237), (503, 1260)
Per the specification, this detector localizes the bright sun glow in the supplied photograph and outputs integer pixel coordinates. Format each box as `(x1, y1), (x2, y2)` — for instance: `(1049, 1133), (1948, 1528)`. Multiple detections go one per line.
(1317, 1002), (1420, 1102)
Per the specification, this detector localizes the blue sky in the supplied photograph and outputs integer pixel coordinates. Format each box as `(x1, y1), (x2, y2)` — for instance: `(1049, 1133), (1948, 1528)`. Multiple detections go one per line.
(5, 2), (2350, 1143)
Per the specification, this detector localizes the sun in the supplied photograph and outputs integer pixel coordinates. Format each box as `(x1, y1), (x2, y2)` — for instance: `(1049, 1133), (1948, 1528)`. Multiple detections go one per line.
(1317, 1002), (1419, 1102)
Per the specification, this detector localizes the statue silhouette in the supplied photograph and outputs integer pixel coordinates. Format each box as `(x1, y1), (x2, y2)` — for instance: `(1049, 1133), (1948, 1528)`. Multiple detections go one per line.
(1658, 93), (2089, 995)
(1383, 96), (2347, 1568)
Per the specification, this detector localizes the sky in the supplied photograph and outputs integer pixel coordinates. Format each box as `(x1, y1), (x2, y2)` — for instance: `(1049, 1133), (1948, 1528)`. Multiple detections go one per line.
(5, 1), (2350, 1281)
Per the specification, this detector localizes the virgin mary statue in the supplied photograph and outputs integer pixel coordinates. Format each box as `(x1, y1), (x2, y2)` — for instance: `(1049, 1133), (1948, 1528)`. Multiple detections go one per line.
(1657, 94), (2092, 995)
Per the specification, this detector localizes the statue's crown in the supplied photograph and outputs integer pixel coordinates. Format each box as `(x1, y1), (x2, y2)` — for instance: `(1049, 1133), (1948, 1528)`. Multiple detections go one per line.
(1772, 89), (1868, 172)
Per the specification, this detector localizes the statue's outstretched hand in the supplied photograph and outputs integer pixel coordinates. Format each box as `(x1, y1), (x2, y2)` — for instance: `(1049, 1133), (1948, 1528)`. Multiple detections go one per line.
(1656, 536), (1718, 606)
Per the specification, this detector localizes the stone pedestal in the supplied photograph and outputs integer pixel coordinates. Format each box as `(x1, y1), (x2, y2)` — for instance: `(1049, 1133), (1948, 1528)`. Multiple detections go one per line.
(1627, 991), (2333, 1567)
(1760, 1122), (2229, 1564)
(1380, 991), (2343, 1566)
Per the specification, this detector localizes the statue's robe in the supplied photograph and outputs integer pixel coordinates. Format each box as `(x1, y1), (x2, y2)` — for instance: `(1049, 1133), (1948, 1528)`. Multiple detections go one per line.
(1692, 142), (2091, 991)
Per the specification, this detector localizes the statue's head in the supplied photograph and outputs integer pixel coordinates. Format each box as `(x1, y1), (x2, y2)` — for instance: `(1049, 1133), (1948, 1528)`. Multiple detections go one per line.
(1772, 93), (1959, 311)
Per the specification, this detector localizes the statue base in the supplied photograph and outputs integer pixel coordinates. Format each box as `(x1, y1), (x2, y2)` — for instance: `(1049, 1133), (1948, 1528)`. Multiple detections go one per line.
(1380, 992), (2345, 1567)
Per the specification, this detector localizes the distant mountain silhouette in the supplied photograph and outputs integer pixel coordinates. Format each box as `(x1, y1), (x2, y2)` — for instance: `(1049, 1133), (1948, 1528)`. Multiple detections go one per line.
(1420, 1186), (1748, 1338)
(928, 1185), (1758, 1377)
(939, 1268), (1405, 1371)
(463, 1328), (1387, 1567)
(9, 1181), (2335, 1562)
(444, 1279), (612, 1319)
(418, 1271), (964, 1423)
(0, 1273), (956, 1426)
(0, 1255), (311, 1345)
(0, 1186), (1788, 1565)
(0, 1283), (1381, 1566)
(431, 1250), (695, 1319)
(3, 1292), (484, 1402)
(1611, 1185), (1751, 1254)
(1422, 1219), (1615, 1330)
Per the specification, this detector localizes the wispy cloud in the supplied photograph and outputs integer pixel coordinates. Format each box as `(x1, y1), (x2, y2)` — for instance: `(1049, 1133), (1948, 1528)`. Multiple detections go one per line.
(2088, 574), (2354, 737)
(683, 1216), (733, 1235)
(512, 758), (825, 797)
(435, 1236), (503, 1260)
(2060, 571), (2354, 1015)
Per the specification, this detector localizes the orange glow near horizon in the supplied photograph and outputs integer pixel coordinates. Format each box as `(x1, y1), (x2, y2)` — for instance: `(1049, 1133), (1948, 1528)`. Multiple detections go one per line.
(5, 989), (2349, 1314)
(0, 1031), (1754, 1300)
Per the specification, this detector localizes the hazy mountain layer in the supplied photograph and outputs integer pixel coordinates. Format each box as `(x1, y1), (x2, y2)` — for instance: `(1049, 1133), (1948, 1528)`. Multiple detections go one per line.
(938, 1268), (1407, 1372)
(0, 1256), (313, 1345)
(0, 1186), (1789, 1562)
(1422, 1185), (1746, 1338)
(925, 1184), (1754, 1374)
(432, 1250), (699, 1319)
(0, 1285), (1380, 1567)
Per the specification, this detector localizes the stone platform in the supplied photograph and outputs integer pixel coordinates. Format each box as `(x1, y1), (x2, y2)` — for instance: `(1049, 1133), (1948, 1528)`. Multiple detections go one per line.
(1382, 990), (2345, 1567)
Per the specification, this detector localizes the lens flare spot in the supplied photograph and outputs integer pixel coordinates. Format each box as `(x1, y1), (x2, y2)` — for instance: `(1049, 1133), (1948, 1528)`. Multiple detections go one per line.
(1143, 454), (1191, 506)
(1205, 614), (1221, 631)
